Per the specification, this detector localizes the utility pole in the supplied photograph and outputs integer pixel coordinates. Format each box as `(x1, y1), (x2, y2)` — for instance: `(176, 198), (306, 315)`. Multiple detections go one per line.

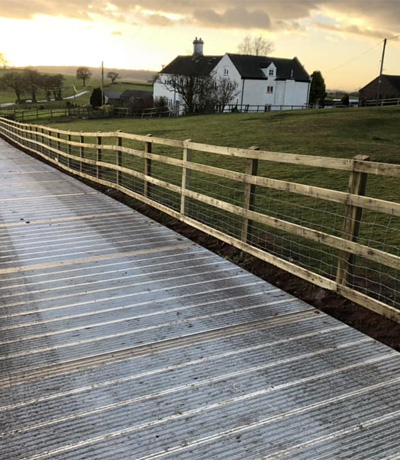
(101, 61), (105, 105)
(377, 38), (387, 101)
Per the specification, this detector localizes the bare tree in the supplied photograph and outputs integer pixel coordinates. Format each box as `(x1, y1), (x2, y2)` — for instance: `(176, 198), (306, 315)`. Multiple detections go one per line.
(107, 71), (120, 84)
(23, 69), (41, 103)
(237, 35), (274, 56)
(49, 74), (65, 100)
(159, 72), (240, 114)
(76, 67), (92, 87)
(160, 73), (215, 114)
(39, 74), (65, 101)
(0, 53), (8, 69)
(214, 77), (239, 112)
(0, 72), (28, 104)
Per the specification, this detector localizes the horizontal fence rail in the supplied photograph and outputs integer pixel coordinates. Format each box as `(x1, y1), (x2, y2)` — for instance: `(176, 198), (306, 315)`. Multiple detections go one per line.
(1, 117), (400, 323)
(0, 106), (172, 122)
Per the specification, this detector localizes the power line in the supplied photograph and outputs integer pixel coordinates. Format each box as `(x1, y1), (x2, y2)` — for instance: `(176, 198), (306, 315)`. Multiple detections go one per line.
(325, 40), (383, 73)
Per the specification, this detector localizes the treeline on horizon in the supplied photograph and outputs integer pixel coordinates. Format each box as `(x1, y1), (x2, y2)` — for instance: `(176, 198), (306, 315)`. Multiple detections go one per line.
(16, 66), (156, 82)
(0, 69), (65, 104)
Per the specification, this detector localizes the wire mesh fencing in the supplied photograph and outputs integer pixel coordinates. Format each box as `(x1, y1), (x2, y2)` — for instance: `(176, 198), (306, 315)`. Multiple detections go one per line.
(1, 116), (400, 322)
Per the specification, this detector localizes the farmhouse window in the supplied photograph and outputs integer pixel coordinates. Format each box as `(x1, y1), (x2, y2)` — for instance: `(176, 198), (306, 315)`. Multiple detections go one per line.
(267, 86), (274, 93)
(269, 69), (274, 76)
(224, 67), (229, 76)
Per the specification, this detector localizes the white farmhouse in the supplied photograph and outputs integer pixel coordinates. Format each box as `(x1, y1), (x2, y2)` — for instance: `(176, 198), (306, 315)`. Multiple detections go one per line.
(153, 38), (311, 114)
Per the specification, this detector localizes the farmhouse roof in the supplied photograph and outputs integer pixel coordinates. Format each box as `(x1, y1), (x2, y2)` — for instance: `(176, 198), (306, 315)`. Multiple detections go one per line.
(160, 55), (222, 76)
(160, 53), (309, 82)
(359, 74), (400, 93)
(120, 89), (153, 99)
(383, 75), (400, 91)
(104, 92), (121, 99)
(226, 54), (310, 81)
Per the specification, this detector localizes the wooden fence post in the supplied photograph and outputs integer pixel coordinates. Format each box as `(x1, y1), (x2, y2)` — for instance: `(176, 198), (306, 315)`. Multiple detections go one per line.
(56, 132), (61, 163)
(116, 130), (122, 186)
(67, 132), (72, 169)
(41, 127), (45, 154)
(336, 155), (370, 287)
(180, 139), (192, 217)
(241, 146), (259, 243)
(27, 125), (32, 148)
(144, 134), (152, 198)
(97, 132), (102, 179)
(34, 125), (38, 152)
(80, 131), (84, 174)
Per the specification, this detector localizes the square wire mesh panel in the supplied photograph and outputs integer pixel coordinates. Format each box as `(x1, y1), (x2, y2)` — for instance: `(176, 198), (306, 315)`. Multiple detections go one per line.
(2, 118), (400, 317)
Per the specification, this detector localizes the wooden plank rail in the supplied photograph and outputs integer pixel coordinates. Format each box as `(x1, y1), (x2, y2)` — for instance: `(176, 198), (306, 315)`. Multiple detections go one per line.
(1, 116), (399, 323)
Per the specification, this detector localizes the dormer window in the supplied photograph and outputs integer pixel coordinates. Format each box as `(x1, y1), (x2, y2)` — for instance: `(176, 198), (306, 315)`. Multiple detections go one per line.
(269, 69), (274, 76)
(224, 67), (229, 76)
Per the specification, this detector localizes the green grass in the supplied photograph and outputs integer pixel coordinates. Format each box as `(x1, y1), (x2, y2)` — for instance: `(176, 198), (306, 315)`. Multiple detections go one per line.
(46, 107), (400, 198)
(0, 68), (152, 105)
(47, 106), (400, 161)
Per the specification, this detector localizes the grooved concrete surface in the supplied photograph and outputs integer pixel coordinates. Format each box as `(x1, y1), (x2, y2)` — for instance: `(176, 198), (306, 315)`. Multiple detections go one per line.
(1, 137), (400, 460)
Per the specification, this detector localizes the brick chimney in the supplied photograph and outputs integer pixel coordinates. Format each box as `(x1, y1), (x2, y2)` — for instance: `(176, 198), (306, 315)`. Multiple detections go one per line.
(193, 37), (204, 56)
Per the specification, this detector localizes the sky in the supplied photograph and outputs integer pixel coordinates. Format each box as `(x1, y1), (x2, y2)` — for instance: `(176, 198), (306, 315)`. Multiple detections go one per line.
(0, 0), (399, 91)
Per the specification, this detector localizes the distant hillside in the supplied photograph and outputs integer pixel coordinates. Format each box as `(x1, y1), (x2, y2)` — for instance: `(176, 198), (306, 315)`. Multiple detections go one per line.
(22, 66), (157, 82)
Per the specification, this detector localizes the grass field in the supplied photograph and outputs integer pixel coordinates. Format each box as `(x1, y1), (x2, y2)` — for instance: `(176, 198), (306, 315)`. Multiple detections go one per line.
(47, 106), (400, 161)
(0, 68), (152, 105)
(47, 106), (400, 198)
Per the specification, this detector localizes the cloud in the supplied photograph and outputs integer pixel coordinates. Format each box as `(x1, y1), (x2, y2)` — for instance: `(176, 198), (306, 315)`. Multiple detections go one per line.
(193, 7), (271, 29)
(315, 21), (389, 40)
(329, 0), (400, 28)
(145, 13), (174, 27)
(0, 0), (96, 19)
(1, 0), (399, 38)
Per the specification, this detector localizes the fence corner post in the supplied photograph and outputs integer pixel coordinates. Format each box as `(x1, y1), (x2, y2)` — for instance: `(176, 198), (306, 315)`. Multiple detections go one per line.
(336, 154), (370, 288)
(241, 146), (259, 244)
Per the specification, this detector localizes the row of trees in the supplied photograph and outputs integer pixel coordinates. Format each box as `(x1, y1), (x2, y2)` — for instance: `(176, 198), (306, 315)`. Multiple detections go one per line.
(0, 66), (121, 105)
(0, 70), (64, 104)
(76, 67), (121, 86)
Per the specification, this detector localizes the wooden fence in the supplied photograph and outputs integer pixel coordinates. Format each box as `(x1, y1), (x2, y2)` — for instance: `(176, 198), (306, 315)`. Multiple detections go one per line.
(224, 104), (308, 113)
(0, 106), (91, 122)
(1, 117), (400, 323)
(0, 106), (172, 122)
